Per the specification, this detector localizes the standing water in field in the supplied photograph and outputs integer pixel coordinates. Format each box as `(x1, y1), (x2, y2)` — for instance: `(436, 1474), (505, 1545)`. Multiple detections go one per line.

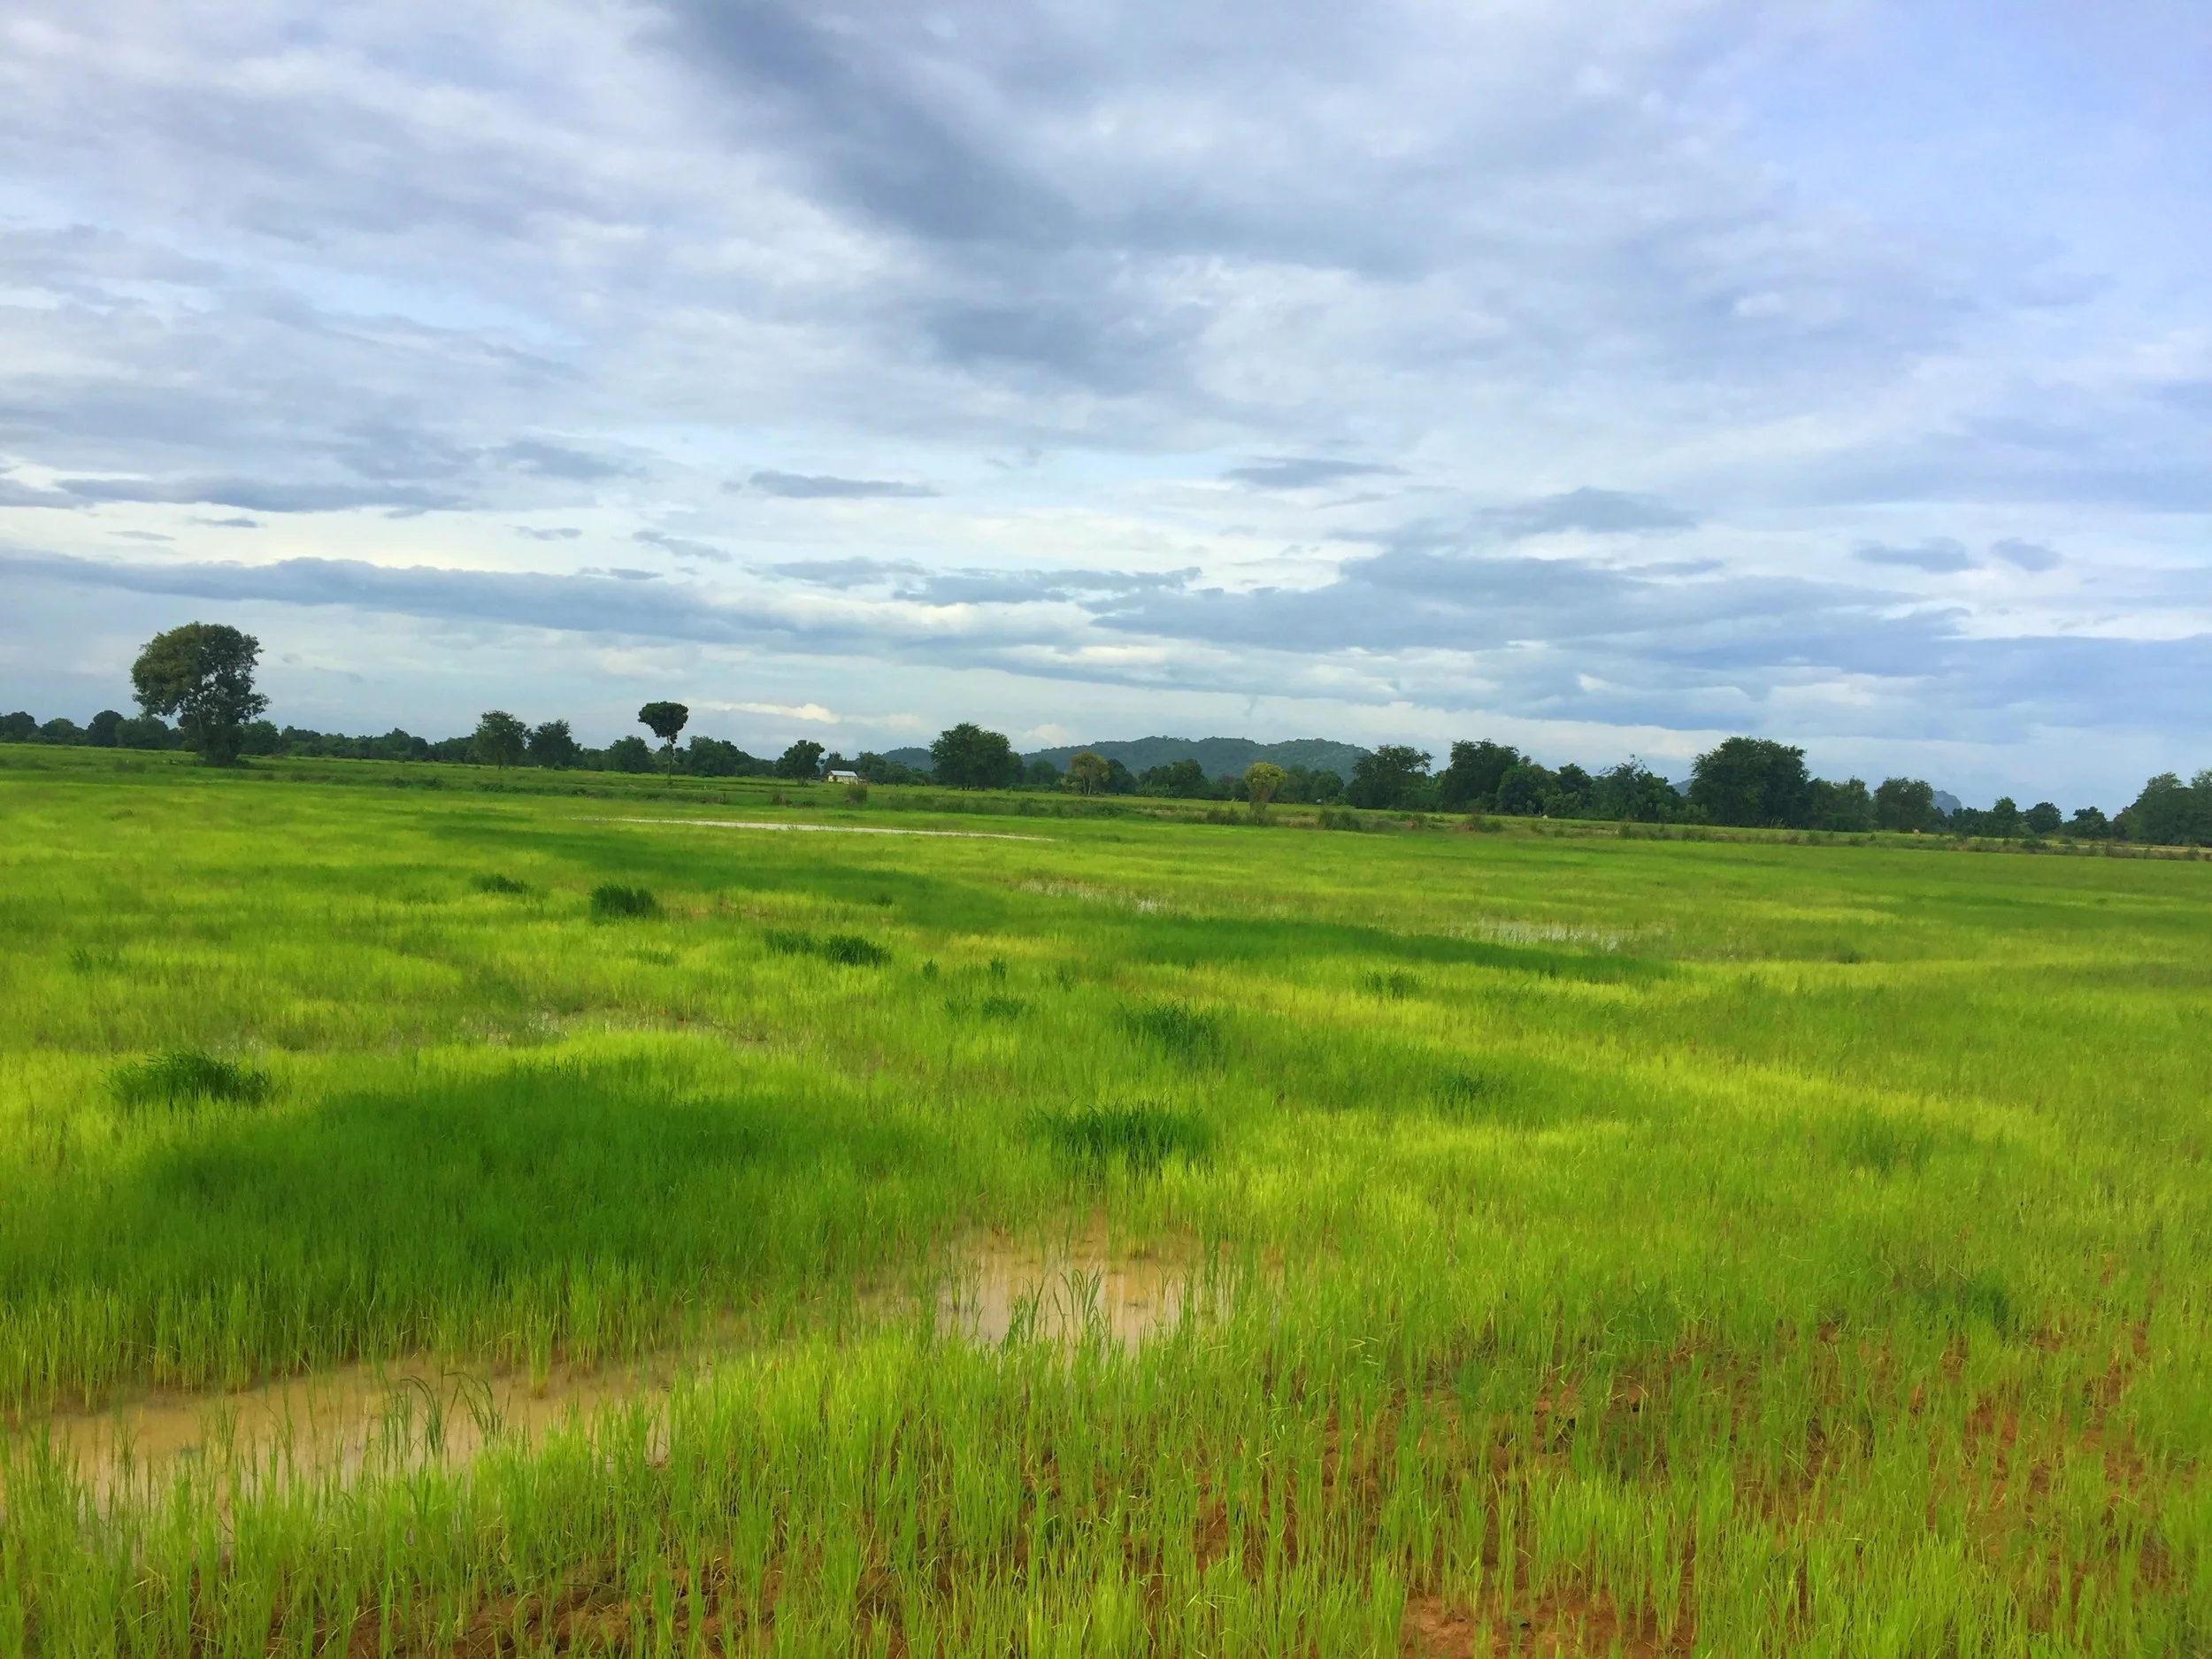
(11, 1225), (1216, 1497)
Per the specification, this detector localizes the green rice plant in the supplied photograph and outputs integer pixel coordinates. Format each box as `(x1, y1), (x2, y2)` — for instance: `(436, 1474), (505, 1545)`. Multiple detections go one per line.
(589, 882), (659, 919)
(1120, 1000), (1223, 1062)
(1034, 1102), (1213, 1171)
(471, 872), (531, 895)
(819, 933), (889, 967)
(976, 995), (1025, 1020)
(1360, 968), (1420, 998)
(108, 1048), (273, 1111)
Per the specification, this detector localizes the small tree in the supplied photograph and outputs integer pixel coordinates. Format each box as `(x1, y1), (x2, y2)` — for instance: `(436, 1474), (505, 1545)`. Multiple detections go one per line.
(1874, 777), (1940, 833)
(1067, 750), (1110, 796)
(2024, 801), (2062, 836)
(931, 723), (1019, 789)
(637, 702), (689, 779)
(777, 739), (826, 780)
(130, 622), (269, 764)
(528, 719), (578, 770)
(473, 710), (529, 770)
(1243, 762), (1286, 812)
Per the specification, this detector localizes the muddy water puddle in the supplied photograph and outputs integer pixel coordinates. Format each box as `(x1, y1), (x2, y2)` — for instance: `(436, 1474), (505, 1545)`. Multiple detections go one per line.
(14, 1225), (1220, 1495)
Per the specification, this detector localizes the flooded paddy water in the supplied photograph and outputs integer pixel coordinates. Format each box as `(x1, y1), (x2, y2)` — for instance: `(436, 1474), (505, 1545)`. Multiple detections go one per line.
(9, 1222), (1222, 1500)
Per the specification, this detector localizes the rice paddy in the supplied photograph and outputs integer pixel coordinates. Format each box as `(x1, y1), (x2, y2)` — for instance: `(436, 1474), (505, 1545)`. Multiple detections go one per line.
(3, 744), (2210, 1655)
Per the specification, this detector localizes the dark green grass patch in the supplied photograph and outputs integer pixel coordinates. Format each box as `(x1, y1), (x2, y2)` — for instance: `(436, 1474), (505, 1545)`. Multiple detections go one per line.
(472, 872), (533, 895)
(1121, 1000), (1224, 1062)
(1361, 969), (1420, 998)
(109, 1050), (273, 1112)
(1034, 1102), (1214, 1172)
(589, 883), (660, 920)
(766, 928), (890, 966)
(1825, 1107), (1940, 1175)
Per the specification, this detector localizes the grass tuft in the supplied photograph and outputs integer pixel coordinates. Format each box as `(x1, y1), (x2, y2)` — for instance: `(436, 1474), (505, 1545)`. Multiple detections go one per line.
(472, 872), (532, 895)
(1035, 1102), (1214, 1171)
(1121, 1000), (1224, 1061)
(110, 1050), (273, 1111)
(589, 883), (660, 920)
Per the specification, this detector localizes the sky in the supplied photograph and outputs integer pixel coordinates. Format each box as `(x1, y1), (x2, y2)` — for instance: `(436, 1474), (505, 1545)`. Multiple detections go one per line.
(2, 0), (2208, 806)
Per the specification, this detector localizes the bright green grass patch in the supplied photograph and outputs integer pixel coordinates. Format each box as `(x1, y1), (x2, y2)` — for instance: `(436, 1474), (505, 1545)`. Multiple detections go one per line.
(2, 760), (2210, 1654)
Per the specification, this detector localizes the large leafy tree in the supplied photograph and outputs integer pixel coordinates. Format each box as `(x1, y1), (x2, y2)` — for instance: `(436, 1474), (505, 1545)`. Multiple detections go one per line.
(637, 702), (689, 779)
(1873, 776), (1941, 833)
(1437, 740), (1522, 811)
(527, 719), (578, 770)
(1347, 745), (1431, 810)
(129, 623), (269, 764)
(1689, 737), (1813, 828)
(930, 723), (1019, 789)
(776, 739), (826, 780)
(1242, 761), (1286, 810)
(473, 710), (529, 770)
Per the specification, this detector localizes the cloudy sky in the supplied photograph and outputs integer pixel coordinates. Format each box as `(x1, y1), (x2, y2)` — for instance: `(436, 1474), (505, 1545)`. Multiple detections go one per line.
(3, 0), (2208, 803)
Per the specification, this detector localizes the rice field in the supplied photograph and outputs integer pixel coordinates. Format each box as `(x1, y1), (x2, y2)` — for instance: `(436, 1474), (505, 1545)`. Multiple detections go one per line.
(4, 744), (2210, 1655)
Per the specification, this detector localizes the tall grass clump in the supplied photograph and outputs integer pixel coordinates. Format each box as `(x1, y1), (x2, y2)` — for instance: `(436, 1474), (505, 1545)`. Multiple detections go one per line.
(1121, 1000), (1223, 1062)
(108, 1049), (272, 1111)
(590, 882), (660, 919)
(1034, 1102), (1214, 1172)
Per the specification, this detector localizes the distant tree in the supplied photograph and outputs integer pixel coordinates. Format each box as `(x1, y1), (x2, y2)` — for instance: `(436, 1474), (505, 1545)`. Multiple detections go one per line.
(40, 718), (85, 744)
(130, 622), (269, 764)
(854, 750), (924, 785)
(1023, 757), (1062, 790)
(1067, 750), (1110, 796)
(1807, 777), (1876, 832)
(1588, 759), (1680, 823)
(1243, 761), (1287, 811)
(528, 719), (579, 770)
(1544, 764), (1594, 819)
(1138, 758), (1210, 799)
(1873, 777), (1940, 833)
(473, 710), (529, 770)
(1302, 766), (1344, 803)
(1347, 746), (1431, 810)
(605, 735), (654, 773)
(240, 720), (281, 757)
(1494, 762), (1553, 816)
(1103, 757), (1138, 795)
(2023, 801), (2062, 836)
(86, 710), (124, 748)
(930, 723), (1019, 789)
(2120, 772), (2212, 847)
(116, 715), (177, 750)
(2065, 805), (2111, 840)
(1690, 737), (1813, 828)
(0, 710), (35, 743)
(637, 702), (689, 779)
(776, 739), (826, 780)
(1439, 741), (1522, 811)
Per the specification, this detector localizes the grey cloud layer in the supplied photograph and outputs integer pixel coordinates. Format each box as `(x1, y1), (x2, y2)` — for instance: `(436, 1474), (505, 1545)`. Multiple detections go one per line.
(0, 1), (2207, 789)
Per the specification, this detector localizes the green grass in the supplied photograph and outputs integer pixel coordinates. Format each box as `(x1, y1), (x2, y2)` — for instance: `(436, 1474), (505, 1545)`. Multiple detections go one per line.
(2, 745), (2210, 1654)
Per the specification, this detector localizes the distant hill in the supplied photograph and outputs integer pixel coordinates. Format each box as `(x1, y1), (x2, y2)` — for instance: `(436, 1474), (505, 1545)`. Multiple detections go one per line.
(1023, 735), (1368, 780)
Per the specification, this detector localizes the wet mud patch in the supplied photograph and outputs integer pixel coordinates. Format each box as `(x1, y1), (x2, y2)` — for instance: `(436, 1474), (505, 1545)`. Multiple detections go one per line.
(935, 1218), (1229, 1348)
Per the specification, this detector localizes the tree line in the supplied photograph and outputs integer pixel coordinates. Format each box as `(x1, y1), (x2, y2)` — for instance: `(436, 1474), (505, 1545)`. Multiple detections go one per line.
(6, 621), (2208, 845)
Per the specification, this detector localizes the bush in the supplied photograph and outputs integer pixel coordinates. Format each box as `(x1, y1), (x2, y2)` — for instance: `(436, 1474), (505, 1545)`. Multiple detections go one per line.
(111, 1050), (273, 1111)
(590, 883), (660, 919)
(1036, 1103), (1213, 1172)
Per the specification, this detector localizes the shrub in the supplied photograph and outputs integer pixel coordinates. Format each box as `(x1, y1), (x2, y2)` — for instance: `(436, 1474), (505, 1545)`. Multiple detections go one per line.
(111, 1050), (273, 1111)
(843, 780), (869, 806)
(1037, 1103), (1213, 1172)
(590, 883), (660, 920)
